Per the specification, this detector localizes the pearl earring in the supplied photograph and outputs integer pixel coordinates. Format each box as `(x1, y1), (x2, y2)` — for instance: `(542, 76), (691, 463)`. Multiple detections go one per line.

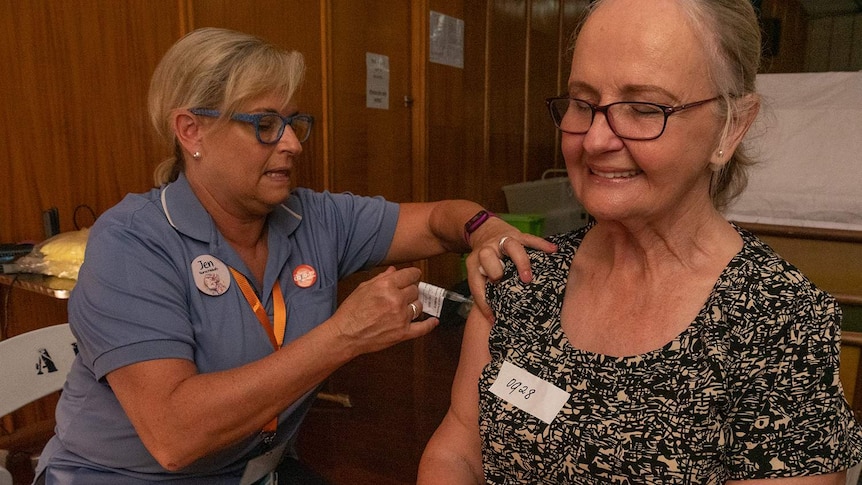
(718, 149), (724, 158)
(192, 151), (201, 160)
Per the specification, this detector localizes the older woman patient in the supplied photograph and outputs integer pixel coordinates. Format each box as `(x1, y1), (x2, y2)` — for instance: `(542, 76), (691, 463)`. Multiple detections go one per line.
(418, 0), (862, 483)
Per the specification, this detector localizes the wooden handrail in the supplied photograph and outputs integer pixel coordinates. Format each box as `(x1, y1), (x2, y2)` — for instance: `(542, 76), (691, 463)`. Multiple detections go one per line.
(837, 294), (862, 306)
(734, 221), (862, 244)
(843, 331), (862, 347)
(0, 418), (55, 451)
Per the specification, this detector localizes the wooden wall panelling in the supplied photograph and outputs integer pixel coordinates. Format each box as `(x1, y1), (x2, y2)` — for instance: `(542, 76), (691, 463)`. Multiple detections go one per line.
(0, 0), (181, 243)
(526, 0), (566, 182)
(807, 17), (838, 72)
(426, 2), (472, 206)
(411, 0), (431, 208)
(803, 14), (862, 72)
(853, 14), (862, 70)
(189, 0), (327, 193)
(759, 0), (807, 73)
(301, 339), (426, 485)
(424, 0), (477, 288)
(459, 0), (489, 205)
(486, 1), (528, 213)
(828, 15), (856, 71)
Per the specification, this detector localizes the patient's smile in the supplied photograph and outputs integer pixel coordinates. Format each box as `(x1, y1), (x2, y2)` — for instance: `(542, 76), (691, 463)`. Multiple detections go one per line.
(591, 169), (643, 179)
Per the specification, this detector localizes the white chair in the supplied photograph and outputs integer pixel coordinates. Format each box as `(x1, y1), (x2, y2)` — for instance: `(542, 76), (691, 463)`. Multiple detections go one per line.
(849, 460), (862, 485)
(0, 459), (10, 485)
(0, 324), (76, 485)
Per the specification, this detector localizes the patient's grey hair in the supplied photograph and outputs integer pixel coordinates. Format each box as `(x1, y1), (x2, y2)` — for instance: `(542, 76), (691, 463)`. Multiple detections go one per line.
(570, 0), (762, 210)
(148, 27), (305, 186)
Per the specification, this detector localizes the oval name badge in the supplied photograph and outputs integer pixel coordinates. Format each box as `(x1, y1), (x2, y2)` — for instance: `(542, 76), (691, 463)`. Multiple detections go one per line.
(192, 255), (231, 296)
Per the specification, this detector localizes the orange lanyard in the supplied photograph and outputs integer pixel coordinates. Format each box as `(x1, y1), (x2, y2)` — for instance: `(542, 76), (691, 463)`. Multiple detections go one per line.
(229, 268), (286, 348)
(228, 267), (286, 434)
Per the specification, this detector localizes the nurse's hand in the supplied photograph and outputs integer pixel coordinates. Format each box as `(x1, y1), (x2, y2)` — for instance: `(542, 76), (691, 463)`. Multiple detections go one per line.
(463, 218), (556, 321)
(329, 266), (437, 357)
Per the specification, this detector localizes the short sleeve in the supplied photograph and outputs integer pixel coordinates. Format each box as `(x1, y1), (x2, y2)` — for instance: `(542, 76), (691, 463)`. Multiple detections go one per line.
(70, 208), (195, 380)
(724, 286), (862, 478)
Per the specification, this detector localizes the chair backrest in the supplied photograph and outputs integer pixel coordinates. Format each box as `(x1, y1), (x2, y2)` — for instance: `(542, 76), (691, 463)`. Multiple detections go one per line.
(0, 463), (11, 485)
(0, 324), (76, 417)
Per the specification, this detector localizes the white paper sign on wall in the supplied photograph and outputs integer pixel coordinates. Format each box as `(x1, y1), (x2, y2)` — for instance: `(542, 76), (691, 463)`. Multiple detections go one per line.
(430, 11), (464, 69)
(366, 52), (389, 110)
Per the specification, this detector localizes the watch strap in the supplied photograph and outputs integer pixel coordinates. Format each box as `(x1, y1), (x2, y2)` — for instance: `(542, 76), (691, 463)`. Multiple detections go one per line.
(464, 210), (496, 243)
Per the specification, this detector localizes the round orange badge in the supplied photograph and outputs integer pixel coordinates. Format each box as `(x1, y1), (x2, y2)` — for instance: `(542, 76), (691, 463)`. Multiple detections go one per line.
(292, 264), (317, 288)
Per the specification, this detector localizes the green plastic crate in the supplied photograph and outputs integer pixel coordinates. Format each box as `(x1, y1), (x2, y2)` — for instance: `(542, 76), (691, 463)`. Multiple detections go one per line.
(498, 213), (545, 237)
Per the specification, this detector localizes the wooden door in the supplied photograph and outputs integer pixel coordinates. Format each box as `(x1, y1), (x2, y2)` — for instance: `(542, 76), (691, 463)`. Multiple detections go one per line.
(326, 1), (414, 200)
(296, 2), (426, 484)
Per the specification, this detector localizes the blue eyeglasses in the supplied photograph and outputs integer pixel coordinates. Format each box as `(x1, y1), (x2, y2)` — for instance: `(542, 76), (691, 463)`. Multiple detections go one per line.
(190, 108), (314, 144)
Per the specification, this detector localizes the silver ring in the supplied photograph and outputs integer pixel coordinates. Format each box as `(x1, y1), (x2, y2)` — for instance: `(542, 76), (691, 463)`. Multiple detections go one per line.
(409, 303), (419, 320)
(498, 236), (510, 255)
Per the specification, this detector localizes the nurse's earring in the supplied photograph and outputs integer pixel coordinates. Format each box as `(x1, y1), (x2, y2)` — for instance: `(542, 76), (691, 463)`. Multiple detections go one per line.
(192, 151), (201, 160)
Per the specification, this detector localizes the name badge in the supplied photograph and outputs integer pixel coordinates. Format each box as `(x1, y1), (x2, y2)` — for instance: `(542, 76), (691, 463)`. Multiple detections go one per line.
(240, 439), (288, 485)
(191, 255), (231, 296)
(489, 361), (570, 424)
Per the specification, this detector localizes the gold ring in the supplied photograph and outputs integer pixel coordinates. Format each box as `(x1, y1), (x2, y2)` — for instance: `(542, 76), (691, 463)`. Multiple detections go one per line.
(409, 303), (419, 320)
(498, 236), (510, 255)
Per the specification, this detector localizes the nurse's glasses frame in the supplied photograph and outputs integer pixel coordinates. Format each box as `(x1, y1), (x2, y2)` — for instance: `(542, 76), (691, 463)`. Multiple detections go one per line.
(189, 108), (314, 144)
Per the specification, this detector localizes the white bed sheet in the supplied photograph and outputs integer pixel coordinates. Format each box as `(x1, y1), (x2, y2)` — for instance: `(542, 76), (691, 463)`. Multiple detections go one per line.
(724, 71), (862, 231)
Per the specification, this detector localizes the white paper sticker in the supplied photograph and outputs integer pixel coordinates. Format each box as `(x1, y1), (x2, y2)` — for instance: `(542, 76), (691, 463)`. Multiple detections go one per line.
(489, 361), (570, 424)
(418, 282), (444, 317)
(366, 52), (389, 109)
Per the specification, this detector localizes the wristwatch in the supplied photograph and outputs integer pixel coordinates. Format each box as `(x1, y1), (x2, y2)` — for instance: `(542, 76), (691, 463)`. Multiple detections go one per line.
(464, 210), (496, 242)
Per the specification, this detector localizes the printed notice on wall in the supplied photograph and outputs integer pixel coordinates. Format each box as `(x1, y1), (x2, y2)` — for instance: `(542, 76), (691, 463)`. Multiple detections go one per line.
(366, 53), (389, 110)
(429, 11), (464, 69)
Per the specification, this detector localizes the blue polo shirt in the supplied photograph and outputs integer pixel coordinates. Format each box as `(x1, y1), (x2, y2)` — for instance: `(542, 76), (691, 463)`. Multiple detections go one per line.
(38, 173), (399, 483)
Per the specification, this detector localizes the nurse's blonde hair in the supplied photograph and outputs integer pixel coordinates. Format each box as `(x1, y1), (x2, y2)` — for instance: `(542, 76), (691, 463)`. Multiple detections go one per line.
(148, 27), (305, 186)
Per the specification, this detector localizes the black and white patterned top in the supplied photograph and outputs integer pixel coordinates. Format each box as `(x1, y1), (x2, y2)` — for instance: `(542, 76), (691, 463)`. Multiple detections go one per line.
(480, 224), (862, 484)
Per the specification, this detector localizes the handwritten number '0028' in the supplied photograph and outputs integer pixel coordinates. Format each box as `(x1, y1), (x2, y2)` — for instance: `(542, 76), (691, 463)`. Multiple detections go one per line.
(506, 378), (536, 400)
